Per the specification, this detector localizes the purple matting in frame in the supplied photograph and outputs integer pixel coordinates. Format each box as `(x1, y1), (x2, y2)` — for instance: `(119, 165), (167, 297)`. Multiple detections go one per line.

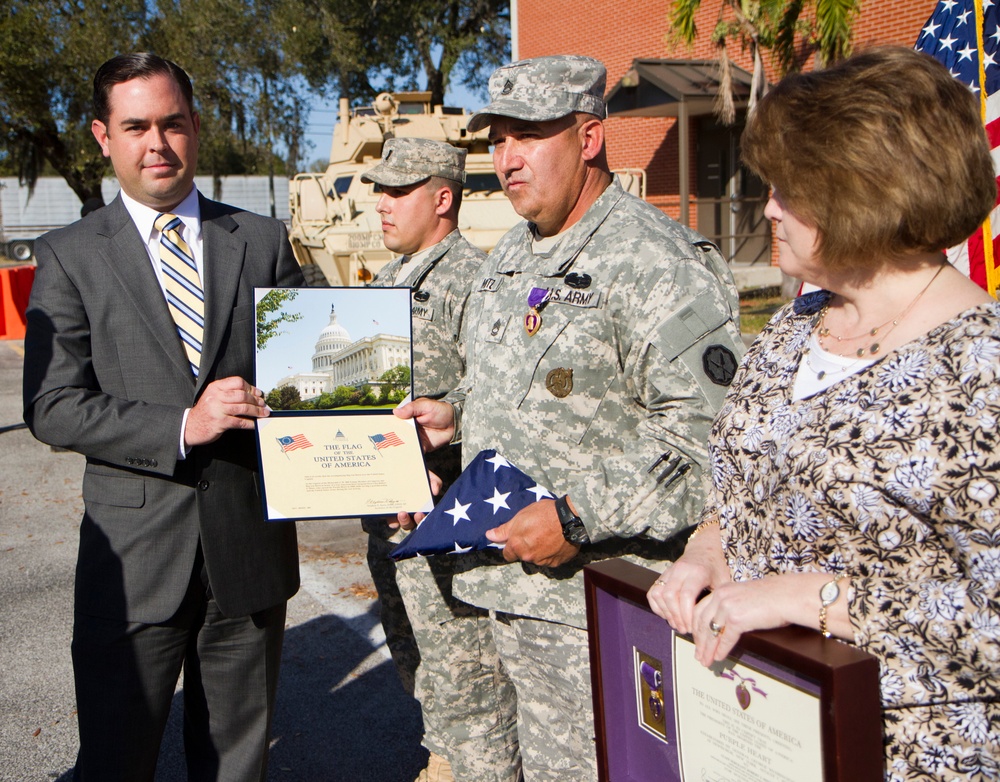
(595, 586), (682, 780)
(584, 558), (884, 782)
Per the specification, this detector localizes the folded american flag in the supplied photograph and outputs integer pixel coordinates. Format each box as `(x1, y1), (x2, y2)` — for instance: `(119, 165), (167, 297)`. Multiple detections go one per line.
(390, 449), (553, 559)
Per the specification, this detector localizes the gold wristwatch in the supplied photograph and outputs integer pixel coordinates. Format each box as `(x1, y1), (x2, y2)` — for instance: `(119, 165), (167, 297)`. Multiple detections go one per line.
(819, 573), (846, 638)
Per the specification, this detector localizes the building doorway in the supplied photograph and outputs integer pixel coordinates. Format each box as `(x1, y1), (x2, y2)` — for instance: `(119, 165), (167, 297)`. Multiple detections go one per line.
(696, 119), (771, 265)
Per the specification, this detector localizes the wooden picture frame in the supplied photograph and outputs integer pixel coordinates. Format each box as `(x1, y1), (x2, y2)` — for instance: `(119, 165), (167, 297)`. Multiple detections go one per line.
(584, 559), (883, 782)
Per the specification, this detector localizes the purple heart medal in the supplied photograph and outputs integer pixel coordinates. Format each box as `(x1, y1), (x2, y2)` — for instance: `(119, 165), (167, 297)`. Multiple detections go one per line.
(639, 660), (664, 719)
(524, 287), (551, 336)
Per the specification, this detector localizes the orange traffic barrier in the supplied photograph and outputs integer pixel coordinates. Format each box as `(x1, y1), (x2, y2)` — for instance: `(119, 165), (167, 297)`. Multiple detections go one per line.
(0, 264), (35, 339)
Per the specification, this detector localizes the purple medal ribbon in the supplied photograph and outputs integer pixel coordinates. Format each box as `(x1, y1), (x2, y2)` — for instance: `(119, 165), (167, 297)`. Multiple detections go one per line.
(527, 287), (551, 309)
(524, 287), (551, 336)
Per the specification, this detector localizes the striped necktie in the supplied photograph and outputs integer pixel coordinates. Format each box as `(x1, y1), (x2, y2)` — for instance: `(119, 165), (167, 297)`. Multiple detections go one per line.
(155, 213), (204, 377)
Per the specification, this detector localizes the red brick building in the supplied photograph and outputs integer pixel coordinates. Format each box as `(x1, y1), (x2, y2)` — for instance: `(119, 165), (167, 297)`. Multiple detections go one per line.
(512, 0), (937, 264)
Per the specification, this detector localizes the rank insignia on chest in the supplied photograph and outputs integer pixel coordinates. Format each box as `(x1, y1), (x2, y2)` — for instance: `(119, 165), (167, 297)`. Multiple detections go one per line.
(486, 314), (510, 343)
(545, 367), (573, 398)
(702, 344), (738, 386)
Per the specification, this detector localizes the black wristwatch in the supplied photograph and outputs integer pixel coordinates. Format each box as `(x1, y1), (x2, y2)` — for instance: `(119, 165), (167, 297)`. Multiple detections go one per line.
(555, 494), (590, 546)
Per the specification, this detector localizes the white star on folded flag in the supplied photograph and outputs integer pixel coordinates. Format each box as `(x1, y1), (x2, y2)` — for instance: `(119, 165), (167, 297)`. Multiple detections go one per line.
(446, 499), (472, 525)
(390, 449), (553, 559)
(486, 452), (512, 472)
(485, 488), (512, 514)
(528, 484), (555, 502)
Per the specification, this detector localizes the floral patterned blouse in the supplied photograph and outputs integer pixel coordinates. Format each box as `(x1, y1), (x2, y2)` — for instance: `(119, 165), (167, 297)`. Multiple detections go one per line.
(708, 291), (1000, 781)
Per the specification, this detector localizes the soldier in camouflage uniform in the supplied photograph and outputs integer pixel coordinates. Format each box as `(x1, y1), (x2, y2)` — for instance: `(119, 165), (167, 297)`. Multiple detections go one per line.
(361, 137), (521, 782)
(396, 56), (745, 780)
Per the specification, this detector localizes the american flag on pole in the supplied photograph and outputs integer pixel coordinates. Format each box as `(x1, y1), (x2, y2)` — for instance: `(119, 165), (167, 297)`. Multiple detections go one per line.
(916, 0), (1000, 296)
(391, 449), (553, 559)
(369, 431), (404, 450)
(277, 434), (312, 453)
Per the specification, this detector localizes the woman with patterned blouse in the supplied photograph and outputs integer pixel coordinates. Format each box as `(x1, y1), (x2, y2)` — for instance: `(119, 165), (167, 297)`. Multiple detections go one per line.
(647, 47), (999, 781)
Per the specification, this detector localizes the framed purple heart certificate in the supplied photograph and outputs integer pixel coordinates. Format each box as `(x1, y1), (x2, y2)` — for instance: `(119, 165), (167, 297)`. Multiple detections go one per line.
(584, 559), (883, 782)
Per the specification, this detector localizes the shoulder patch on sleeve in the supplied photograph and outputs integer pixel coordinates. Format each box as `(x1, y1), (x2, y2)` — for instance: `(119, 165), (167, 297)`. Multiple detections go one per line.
(652, 302), (729, 361)
(702, 344), (738, 386)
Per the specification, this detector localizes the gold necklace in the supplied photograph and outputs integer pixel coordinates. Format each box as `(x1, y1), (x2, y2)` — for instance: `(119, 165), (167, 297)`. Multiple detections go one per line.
(802, 331), (871, 381)
(816, 263), (946, 358)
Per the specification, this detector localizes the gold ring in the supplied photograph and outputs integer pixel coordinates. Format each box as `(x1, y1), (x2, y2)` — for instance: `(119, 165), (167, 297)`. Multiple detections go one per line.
(653, 579), (667, 586)
(709, 620), (724, 637)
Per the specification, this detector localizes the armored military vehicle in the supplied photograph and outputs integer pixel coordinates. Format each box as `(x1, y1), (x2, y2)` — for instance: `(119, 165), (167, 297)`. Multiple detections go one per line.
(287, 91), (514, 286)
(288, 90), (646, 287)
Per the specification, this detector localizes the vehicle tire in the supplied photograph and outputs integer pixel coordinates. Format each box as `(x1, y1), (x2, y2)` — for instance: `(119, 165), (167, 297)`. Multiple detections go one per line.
(300, 263), (330, 287)
(7, 240), (34, 262)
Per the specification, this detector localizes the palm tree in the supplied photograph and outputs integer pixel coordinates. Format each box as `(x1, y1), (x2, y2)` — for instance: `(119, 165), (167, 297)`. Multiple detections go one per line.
(669, 0), (860, 123)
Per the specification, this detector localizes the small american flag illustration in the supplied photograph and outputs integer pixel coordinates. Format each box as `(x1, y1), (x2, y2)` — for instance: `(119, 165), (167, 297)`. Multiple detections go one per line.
(277, 434), (312, 453)
(369, 432), (404, 450)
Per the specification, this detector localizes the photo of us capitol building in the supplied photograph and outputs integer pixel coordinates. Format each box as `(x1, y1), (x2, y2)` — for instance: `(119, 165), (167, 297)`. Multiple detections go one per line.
(275, 304), (409, 401)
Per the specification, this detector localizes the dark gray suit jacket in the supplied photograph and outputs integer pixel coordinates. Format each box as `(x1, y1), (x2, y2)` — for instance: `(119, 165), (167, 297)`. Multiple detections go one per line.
(23, 194), (302, 624)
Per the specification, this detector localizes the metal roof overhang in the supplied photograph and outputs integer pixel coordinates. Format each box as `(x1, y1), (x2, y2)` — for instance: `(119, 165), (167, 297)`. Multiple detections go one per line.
(605, 59), (754, 225)
(605, 59), (753, 118)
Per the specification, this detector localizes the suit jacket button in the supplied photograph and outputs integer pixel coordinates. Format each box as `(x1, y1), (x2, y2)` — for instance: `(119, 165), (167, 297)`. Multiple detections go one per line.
(149, 459), (158, 467)
(198, 480), (210, 491)
(126, 457), (135, 465)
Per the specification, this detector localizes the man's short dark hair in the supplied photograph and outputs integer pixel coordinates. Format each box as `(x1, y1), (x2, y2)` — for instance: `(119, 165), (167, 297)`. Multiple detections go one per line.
(93, 53), (194, 124)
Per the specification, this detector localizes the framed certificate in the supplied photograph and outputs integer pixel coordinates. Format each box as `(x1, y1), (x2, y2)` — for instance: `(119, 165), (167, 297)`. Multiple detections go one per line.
(253, 286), (433, 520)
(584, 559), (883, 782)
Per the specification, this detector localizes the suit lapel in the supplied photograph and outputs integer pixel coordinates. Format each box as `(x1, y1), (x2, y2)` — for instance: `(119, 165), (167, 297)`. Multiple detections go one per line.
(98, 198), (195, 380)
(198, 196), (245, 394)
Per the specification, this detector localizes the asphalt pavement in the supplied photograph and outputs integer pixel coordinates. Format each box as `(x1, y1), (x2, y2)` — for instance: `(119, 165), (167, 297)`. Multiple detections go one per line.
(0, 338), (427, 781)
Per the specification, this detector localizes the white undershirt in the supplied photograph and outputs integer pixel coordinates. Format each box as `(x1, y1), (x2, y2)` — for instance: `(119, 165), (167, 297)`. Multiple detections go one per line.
(792, 331), (876, 400)
(394, 245), (434, 285)
(531, 227), (562, 254)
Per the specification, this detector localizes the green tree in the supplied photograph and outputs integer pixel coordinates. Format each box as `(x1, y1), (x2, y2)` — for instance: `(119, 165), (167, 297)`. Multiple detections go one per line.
(399, 0), (511, 106)
(0, 0), (309, 206)
(265, 384), (301, 409)
(669, 0), (860, 122)
(0, 0), (148, 202)
(332, 385), (356, 408)
(255, 289), (302, 350)
(147, 0), (310, 189)
(377, 364), (411, 404)
(279, 0), (510, 107)
(314, 391), (337, 409)
(359, 384), (377, 406)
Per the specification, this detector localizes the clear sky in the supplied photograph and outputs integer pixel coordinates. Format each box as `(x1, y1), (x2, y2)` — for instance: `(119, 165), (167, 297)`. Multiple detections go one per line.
(255, 287), (412, 392)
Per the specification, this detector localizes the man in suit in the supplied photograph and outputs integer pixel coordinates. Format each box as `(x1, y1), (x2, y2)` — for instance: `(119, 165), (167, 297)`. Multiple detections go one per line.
(22, 52), (301, 781)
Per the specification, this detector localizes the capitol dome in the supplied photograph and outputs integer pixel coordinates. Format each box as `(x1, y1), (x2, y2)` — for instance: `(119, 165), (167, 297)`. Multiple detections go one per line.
(313, 305), (352, 370)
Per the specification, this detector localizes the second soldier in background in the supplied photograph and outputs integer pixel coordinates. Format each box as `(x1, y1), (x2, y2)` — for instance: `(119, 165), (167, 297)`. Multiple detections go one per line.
(361, 138), (519, 782)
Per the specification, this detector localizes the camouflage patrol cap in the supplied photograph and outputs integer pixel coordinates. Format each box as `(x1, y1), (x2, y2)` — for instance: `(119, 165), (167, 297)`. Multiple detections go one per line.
(467, 55), (607, 133)
(361, 137), (467, 186)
